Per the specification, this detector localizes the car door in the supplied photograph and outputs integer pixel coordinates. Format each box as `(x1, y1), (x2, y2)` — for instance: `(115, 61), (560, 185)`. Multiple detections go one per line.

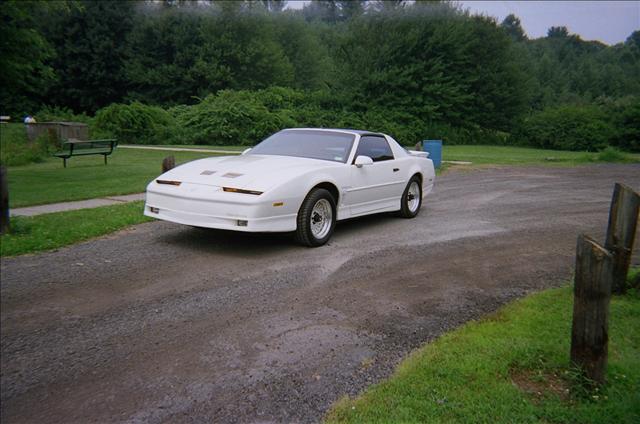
(346, 135), (406, 216)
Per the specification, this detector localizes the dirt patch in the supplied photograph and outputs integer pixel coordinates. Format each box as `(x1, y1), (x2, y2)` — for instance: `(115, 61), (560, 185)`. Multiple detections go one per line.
(510, 368), (572, 403)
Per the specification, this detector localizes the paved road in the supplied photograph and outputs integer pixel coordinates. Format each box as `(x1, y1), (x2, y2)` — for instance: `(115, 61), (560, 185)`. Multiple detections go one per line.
(1, 165), (639, 423)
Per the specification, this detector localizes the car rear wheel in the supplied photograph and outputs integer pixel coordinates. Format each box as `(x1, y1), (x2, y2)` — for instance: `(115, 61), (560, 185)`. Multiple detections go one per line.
(399, 175), (422, 218)
(295, 188), (336, 247)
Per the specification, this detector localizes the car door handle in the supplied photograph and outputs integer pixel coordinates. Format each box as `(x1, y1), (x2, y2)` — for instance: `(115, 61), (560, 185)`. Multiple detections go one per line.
(393, 168), (400, 172)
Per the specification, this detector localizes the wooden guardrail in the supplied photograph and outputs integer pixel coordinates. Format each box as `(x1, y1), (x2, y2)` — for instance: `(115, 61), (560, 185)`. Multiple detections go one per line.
(605, 183), (640, 294)
(570, 183), (639, 386)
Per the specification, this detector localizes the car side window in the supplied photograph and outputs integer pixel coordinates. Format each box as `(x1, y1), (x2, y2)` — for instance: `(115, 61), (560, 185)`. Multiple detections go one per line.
(354, 136), (394, 163)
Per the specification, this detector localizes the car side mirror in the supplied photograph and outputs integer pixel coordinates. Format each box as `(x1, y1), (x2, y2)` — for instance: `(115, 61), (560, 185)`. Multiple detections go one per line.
(241, 148), (251, 155)
(354, 155), (374, 168)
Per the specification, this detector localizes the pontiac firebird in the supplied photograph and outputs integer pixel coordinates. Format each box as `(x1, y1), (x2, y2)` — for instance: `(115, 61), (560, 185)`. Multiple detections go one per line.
(144, 128), (436, 246)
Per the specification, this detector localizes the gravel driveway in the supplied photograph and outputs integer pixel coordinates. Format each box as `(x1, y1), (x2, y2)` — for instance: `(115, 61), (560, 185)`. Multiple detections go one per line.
(1, 164), (639, 423)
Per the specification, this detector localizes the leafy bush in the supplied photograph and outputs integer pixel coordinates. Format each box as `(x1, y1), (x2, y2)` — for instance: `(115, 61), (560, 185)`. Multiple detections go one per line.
(167, 87), (513, 147)
(87, 86), (516, 148)
(515, 105), (614, 151)
(0, 123), (57, 166)
(607, 98), (640, 152)
(596, 146), (627, 162)
(94, 102), (177, 144)
(174, 89), (297, 146)
(578, 146), (636, 163)
(35, 105), (92, 125)
(253, 86), (305, 111)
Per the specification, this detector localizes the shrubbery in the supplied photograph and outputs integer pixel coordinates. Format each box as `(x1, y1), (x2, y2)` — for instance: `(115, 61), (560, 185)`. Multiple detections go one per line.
(35, 106), (92, 125)
(173, 89), (295, 146)
(0, 124), (58, 166)
(94, 102), (177, 144)
(162, 86), (512, 147)
(514, 99), (639, 152)
(606, 98), (640, 152)
(515, 105), (614, 151)
(87, 89), (634, 151)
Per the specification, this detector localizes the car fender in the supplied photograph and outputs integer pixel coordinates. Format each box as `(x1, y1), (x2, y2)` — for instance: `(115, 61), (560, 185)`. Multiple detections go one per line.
(295, 172), (343, 210)
(260, 170), (343, 218)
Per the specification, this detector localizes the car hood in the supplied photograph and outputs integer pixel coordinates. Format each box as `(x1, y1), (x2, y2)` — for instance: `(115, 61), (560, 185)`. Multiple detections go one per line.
(157, 154), (339, 192)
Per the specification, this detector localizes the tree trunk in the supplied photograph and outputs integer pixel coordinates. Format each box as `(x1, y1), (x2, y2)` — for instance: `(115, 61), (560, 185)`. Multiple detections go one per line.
(570, 234), (613, 386)
(162, 155), (175, 173)
(0, 166), (9, 235)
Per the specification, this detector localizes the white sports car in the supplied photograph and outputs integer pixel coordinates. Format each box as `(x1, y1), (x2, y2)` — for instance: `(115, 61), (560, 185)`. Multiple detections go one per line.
(144, 128), (435, 246)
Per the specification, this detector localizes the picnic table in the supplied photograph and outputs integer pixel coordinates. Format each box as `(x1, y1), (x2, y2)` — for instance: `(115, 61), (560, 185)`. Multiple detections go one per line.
(53, 139), (118, 168)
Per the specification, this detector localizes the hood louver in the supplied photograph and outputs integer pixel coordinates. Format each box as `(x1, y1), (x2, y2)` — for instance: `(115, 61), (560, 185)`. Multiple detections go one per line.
(222, 172), (243, 178)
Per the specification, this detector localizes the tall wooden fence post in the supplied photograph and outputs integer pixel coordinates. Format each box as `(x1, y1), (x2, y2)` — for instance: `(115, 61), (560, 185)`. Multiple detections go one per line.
(605, 183), (640, 294)
(570, 234), (613, 386)
(162, 155), (175, 173)
(0, 165), (9, 235)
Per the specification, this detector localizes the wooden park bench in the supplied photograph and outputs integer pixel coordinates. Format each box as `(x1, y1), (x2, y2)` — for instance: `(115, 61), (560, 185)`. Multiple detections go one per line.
(53, 139), (118, 168)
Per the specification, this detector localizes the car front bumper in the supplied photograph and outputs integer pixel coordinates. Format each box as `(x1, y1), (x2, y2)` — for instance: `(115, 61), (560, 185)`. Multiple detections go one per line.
(144, 185), (298, 232)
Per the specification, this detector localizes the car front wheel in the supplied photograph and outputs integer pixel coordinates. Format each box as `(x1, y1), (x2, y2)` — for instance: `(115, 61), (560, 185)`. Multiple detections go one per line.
(295, 188), (336, 247)
(399, 176), (422, 218)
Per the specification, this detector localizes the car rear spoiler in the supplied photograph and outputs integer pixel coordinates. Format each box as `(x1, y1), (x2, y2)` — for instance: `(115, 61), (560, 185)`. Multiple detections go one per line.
(408, 150), (429, 158)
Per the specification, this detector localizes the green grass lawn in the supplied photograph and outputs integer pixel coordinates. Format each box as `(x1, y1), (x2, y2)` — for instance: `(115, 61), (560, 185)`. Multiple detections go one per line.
(6, 148), (216, 208)
(443, 145), (640, 166)
(0, 201), (152, 256)
(326, 284), (640, 424)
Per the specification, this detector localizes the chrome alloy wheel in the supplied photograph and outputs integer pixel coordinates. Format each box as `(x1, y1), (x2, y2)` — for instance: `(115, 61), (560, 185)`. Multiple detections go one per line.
(407, 181), (420, 213)
(310, 198), (333, 239)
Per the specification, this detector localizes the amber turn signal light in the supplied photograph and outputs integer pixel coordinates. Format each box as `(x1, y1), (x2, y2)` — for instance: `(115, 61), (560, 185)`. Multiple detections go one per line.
(156, 180), (181, 186)
(222, 187), (263, 195)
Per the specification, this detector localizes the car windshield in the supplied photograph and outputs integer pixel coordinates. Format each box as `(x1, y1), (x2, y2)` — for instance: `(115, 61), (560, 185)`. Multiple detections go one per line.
(248, 130), (355, 163)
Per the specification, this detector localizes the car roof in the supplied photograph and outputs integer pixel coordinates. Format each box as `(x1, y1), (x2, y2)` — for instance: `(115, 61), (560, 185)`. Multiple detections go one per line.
(282, 128), (384, 137)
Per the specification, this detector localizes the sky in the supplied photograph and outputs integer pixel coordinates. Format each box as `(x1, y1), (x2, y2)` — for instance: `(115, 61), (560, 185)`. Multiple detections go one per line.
(459, 1), (639, 45)
(285, 1), (640, 45)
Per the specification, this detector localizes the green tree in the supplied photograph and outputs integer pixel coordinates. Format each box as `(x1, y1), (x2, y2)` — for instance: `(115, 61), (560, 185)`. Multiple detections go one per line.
(338, 7), (529, 132)
(125, 8), (205, 105)
(0, 1), (58, 115)
(260, 0), (287, 12)
(547, 26), (569, 38)
(42, 0), (135, 113)
(501, 14), (526, 41)
(303, 0), (340, 22)
(275, 14), (334, 89)
(194, 10), (294, 92)
(338, 0), (366, 20)
(371, 1), (409, 12)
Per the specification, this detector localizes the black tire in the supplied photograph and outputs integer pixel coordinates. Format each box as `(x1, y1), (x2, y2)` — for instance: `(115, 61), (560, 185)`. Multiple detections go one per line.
(295, 188), (336, 247)
(399, 175), (422, 218)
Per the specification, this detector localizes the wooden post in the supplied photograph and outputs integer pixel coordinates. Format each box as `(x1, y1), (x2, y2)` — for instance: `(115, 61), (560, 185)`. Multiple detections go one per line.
(162, 155), (175, 173)
(0, 166), (9, 235)
(570, 234), (613, 386)
(605, 183), (640, 294)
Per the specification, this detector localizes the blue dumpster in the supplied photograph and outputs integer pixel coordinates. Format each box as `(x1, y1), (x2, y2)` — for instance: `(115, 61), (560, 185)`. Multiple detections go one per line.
(422, 140), (442, 168)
